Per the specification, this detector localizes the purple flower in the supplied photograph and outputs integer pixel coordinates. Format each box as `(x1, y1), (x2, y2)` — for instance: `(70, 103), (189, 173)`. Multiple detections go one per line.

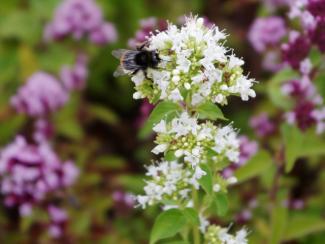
(135, 100), (154, 128)
(89, 22), (118, 45)
(250, 113), (276, 138)
(0, 136), (79, 215)
(11, 72), (68, 117)
(286, 100), (316, 131)
(262, 50), (286, 72)
(281, 32), (311, 69)
(128, 17), (168, 49)
(60, 54), (88, 91)
(238, 136), (258, 165)
(248, 17), (286, 53)
(310, 18), (325, 52)
(113, 190), (135, 208)
(48, 206), (68, 238)
(45, 0), (117, 45)
(307, 0), (325, 19)
(33, 119), (55, 143)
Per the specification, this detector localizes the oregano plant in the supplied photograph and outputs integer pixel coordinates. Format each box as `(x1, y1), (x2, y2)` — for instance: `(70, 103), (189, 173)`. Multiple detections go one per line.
(114, 16), (256, 244)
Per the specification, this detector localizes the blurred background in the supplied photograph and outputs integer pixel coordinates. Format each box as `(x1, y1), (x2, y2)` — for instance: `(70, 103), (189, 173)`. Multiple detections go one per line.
(0, 0), (325, 243)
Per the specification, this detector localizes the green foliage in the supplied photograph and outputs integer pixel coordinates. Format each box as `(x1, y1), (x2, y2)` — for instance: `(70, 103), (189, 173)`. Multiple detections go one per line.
(139, 101), (182, 139)
(235, 150), (273, 182)
(284, 215), (325, 241)
(267, 68), (297, 109)
(282, 124), (325, 173)
(150, 209), (186, 244)
(270, 204), (288, 244)
(198, 164), (213, 195)
(196, 101), (227, 121)
(213, 192), (228, 217)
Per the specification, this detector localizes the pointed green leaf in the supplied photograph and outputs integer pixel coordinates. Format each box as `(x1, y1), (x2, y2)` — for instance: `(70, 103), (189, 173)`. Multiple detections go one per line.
(284, 215), (325, 241)
(198, 164), (213, 195)
(270, 205), (288, 244)
(281, 124), (304, 173)
(150, 209), (186, 244)
(196, 101), (227, 121)
(213, 192), (228, 216)
(139, 101), (181, 139)
(182, 208), (199, 225)
(234, 150), (273, 183)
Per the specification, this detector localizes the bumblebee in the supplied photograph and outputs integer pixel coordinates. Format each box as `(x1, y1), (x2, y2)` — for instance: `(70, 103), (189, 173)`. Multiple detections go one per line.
(112, 45), (160, 77)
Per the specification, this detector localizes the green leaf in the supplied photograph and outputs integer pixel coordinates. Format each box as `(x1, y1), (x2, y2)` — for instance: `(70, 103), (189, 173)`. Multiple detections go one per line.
(88, 103), (119, 125)
(234, 150), (273, 183)
(198, 164), (213, 195)
(270, 205), (288, 244)
(182, 208), (199, 225)
(165, 150), (177, 161)
(139, 101), (181, 139)
(267, 69), (297, 109)
(213, 192), (228, 216)
(281, 124), (304, 173)
(150, 209), (186, 244)
(284, 215), (325, 241)
(196, 101), (226, 121)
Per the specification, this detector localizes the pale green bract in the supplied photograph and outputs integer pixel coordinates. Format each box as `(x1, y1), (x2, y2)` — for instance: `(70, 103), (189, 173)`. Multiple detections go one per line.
(131, 17), (256, 105)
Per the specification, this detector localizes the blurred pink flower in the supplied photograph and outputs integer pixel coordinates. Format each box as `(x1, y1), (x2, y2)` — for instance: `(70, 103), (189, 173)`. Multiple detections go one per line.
(128, 17), (168, 49)
(250, 113), (275, 138)
(281, 32), (311, 69)
(135, 100), (154, 128)
(60, 54), (89, 91)
(11, 72), (68, 117)
(33, 119), (55, 143)
(248, 16), (286, 53)
(45, 0), (117, 45)
(0, 136), (79, 215)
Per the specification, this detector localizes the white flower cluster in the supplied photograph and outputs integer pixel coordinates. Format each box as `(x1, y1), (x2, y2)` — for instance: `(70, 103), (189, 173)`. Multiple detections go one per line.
(152, 112), (240, 167)
(131, 17), (256, 105)
(136, 160), (195, 209)
(204, 224), (248, 244)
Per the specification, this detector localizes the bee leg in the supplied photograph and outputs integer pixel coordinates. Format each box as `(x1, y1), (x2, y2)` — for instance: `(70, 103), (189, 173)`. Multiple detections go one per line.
(131, 69), (140, 75)
(136, 41), (149, 51)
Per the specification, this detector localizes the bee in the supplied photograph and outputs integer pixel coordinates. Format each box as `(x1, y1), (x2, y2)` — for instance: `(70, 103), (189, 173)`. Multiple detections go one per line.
(112, 44), (160, 77)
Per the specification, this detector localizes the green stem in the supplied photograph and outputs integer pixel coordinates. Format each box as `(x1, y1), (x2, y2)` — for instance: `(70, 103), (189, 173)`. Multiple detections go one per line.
(192, 188), (201, 244)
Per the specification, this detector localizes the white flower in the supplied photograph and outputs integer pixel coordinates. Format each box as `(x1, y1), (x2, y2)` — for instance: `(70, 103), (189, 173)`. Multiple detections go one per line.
(213, 184), (221, 192)
(152, 144), (168, 154)
(153, 120), (167, 133)
(229, 55), (244, 69)
(199, 215), (210, 233)
(227, 176), (238, 185)
(126, 16), (255, 105)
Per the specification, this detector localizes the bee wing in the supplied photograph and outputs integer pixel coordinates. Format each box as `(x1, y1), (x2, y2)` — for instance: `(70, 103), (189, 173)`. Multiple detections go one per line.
(112, 49), (130, 59)
(113, 65), (128, 77)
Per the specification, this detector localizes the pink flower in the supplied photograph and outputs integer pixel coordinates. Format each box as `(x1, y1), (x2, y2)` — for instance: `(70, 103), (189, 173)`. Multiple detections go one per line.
(60, 54), (88, 91)
(11, 72), (68, 117)
(45, 0), (117, 45)
(250, 113), (275, 137)
(281, 32), (311, 69)
(0, 136), (78, 215)
(248, 17), (286, 53)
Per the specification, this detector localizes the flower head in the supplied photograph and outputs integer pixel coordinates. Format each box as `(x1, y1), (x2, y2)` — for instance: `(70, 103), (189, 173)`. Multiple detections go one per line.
(129, 17), (255, 105)
(248, 17), (286, 53)
(45, 0), (117, 45)
(204, 225), (248, 244)
(0, 136), (79, 215)
(153, 112), (240, 166)
(60, 54), (89, 91)
(11, 72), (68, 117)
